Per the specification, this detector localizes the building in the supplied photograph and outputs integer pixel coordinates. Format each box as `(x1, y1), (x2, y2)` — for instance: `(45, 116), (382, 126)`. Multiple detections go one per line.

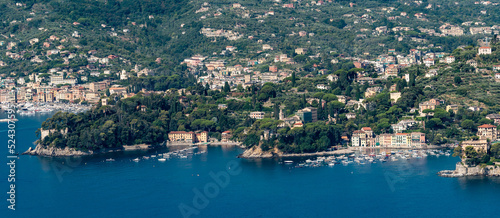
(109, 87), (127, 95)
(385, 65), (398, 76)
(195, 131), (209, 143)
(269, 65), (278, 73)
(424, 58), (435, 67)
(218, 104), (227, 110)
(446, 104), (459, 113)
(478, 47), (492, 55)
(168, 131), (208, 143)
(295, 48), (306, 55)
(486, 114), (500, 124)
(298, 107), (318, 122)
(296, 110), (312, 123)
(221, 131), (232, 142)
(327, 74), (339, 82)
(49, 75), (77, 86)
(390, 92), (401, 103)
(168, 131), (196, 142)
(462, 140), (489, 153)
(316, 84), (329, 90)
(249, 111), (265, 119)
(444, 56), (455, 64)
(352, 130), (370, 147)
(477, 124), (498, 141)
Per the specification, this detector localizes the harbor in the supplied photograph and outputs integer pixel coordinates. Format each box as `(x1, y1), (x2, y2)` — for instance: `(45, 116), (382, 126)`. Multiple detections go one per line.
(281, 149), (452, 168)
(0, 102), (92, 115)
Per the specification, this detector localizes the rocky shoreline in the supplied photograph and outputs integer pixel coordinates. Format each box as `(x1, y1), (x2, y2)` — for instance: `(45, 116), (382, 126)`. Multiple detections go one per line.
(22, 144), (95, 156)
(22, 143), (153, 157)
(438, 162), (500, 177)
(238, 146), (355, 159)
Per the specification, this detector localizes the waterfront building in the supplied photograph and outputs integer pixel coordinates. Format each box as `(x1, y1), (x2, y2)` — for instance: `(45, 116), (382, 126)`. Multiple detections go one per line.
(168, 131), (208, 143)
(477, 124), (498, 141)
(462, 139), (489, 153)
(221, 131), (232, 142)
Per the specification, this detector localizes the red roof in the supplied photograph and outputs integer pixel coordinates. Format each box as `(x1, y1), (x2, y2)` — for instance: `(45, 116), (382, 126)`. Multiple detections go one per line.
(478, 124), (496, 128)
(479, 46), (491, 49)
(361, 127), (372, 131)
(396, 133), (408, 135)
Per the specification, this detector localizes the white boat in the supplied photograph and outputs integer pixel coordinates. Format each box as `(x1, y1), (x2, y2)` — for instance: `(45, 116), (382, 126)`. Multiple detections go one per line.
(158, 158), (166, 162)
(133, 158), (140, 162)
(284, 160), (293, 164)
(105, 158), (115, 162)
(151, 155), (157, 158)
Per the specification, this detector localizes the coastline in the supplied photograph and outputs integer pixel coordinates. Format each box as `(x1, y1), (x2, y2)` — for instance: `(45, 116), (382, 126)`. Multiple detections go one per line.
(23, 143), (155, 157)
(238, 146), (355, 159)
(438, 162), (500, 177)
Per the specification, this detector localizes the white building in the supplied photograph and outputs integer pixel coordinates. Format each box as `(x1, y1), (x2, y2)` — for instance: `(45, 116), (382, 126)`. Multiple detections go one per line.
(478, 47), (492, 55)
(249, 111), (265, 119)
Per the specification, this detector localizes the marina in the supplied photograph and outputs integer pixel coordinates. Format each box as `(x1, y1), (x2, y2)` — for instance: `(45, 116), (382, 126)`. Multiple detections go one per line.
(286, 149), (452, 168)
(0, 102), (92, 115)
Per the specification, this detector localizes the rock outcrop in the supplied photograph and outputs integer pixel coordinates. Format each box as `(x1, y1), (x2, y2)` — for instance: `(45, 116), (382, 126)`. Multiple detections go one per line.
(239, 146), (277, 158)
(239, 146), (355, 158)
(23, 144), (94, 156)
(439, 162), (500, 177)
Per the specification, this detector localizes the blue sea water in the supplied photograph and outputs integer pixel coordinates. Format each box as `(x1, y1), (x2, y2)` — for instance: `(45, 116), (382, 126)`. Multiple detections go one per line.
(1, 113), (500, 218)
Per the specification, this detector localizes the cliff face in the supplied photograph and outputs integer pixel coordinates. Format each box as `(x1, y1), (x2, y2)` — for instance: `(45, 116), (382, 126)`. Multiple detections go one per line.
(239, 146), (281, 158)
(439, 162), (500, 177)
(23, 144), (93, 156)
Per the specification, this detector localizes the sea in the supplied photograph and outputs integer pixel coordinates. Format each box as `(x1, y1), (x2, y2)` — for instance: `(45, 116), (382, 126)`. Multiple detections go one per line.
(1, 112), (500, 217)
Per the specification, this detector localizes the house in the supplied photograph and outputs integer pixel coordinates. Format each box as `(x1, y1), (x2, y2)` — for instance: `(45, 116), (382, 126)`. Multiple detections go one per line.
(365, 87), (382, 98)
(295, 48), (306, 55)
(385, 65), (399, 76)
(327, 74), (339, 82)
(109, 87), (127, 95)
(316, 84), (329, 90)
(477, 124), (498, 141)
(495, 73), (500, 80)
(425, 69), (438, 78)
(293, 122), (303, 128)
(262, 44), (273, 50)
(218, 104), (227, 110)
(346, 113), (356, 119)
(423, 58), (434, 67)
(444, 56), (455, 64)
(462, 140), (489, 153)
(446, 104), (459, 113)
(390, 92), (401, 103)
(478, 46), (492, 55)
(351, 130), (373, 147)
(269, 65), (278, 73)
(486, 114), (500, 124)
(221, 131), (232, 142)
(357, 77), (374, 85)
(466, 59), (478, 68)
(249, 111), (265, 119)
(492, 65), (500, 71)
(468, 106), (482, 112)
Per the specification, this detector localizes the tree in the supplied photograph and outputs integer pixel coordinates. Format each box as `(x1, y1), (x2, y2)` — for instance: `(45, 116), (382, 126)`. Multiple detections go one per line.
(454, 76), (462, 85)
(491, 143), (500, 159)
(452, 146), (463, 157)
(461, 119), (475, 130)
(426, 118), (443, 129)
(223, 81), (230, 93)
(292, 72), (296, 87)
(409, 72), (416, 87)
